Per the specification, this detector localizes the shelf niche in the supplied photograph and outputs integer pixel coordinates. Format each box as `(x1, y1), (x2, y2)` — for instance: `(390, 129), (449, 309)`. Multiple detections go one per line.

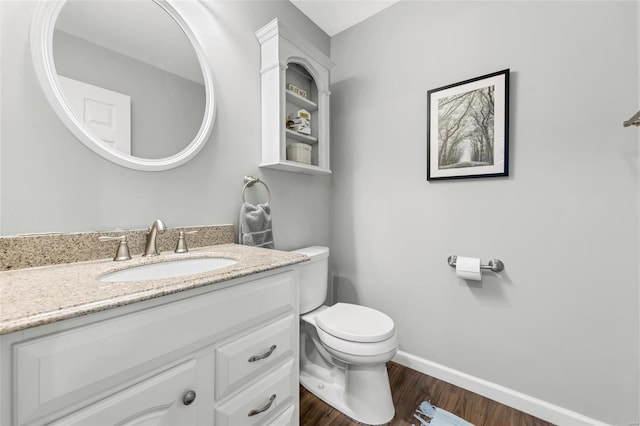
(256, 19), (334, 175)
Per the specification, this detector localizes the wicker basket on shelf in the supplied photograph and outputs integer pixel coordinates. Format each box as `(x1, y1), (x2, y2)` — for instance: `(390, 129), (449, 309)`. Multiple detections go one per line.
(286, 143), (312, 164)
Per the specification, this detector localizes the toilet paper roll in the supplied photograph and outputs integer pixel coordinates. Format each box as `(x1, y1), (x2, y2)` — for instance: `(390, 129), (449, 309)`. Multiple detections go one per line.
(455, 256), (482, 281)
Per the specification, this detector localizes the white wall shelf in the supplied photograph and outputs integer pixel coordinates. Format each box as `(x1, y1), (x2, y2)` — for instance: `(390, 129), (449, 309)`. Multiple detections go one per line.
(260, 160), (330, 176)
(256, 19), (334, 175)
(286, 90), (318, 111)
(285, 129), (318, 144)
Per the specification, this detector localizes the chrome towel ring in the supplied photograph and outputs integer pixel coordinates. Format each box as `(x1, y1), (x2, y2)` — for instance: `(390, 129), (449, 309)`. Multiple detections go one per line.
(242, 175), (271, 204)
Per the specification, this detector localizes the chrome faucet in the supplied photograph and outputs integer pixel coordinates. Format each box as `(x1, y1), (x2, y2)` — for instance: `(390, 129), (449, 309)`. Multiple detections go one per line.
(143, 219), (166, 257)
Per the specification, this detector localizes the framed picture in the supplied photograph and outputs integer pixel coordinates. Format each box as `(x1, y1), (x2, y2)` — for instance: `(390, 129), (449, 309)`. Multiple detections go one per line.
(427, 69), (509, 181)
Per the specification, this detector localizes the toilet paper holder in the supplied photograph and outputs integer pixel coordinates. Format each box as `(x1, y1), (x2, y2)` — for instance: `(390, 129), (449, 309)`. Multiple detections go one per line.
(447, 255), (504, 273)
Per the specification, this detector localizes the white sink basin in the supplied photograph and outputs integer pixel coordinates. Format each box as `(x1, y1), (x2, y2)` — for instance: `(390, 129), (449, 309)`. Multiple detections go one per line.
(99, 257), (239, 282)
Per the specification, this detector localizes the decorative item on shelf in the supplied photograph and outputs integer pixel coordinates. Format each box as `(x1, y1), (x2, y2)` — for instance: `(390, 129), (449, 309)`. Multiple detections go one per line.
(287, 83), (307, 98)
(286, 119), (311, 135)
(286, 112), (311, 135)
(287, 143), (312, 164)
(294, 109), (311, 120)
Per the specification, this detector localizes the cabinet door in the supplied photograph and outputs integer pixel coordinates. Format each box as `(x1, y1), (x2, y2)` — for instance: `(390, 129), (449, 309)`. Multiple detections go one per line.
(50, 359), (205, 426)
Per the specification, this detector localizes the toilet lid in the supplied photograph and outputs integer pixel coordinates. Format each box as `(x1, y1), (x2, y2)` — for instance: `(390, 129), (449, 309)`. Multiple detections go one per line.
(315, 303), (395, 343)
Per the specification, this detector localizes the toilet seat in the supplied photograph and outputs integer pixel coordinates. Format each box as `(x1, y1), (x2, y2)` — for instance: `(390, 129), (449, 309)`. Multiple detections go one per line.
(310, 303), (398, 357)
(316, 326), (398, 357)
(315, 303), (395, 343)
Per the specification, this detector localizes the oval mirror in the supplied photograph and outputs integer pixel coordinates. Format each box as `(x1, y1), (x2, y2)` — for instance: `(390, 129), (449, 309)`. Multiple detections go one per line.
(30, 0), (215, 171)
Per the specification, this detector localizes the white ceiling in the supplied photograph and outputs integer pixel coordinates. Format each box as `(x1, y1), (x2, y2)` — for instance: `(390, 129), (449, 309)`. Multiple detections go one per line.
(289, 1), (399, 36)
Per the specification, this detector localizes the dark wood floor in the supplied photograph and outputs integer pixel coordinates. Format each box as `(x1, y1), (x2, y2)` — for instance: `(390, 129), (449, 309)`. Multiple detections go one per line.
(300, 361), (554, 426)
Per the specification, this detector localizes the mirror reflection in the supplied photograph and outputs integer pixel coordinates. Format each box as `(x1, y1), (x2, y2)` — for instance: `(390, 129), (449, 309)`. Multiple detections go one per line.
(52, 0), (206, 159)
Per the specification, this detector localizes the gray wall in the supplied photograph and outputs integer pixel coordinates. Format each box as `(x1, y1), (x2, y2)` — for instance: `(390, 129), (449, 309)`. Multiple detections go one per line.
(53, 30), (206, 159)
(330, 1), (639, 424)
(3, 0), (639, 423)
(0, 0), (331, 252)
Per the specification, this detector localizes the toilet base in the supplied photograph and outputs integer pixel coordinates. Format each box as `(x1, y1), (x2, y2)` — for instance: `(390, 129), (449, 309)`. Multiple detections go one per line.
(299, 308), (397, 425)
(300, 346), (396, 425)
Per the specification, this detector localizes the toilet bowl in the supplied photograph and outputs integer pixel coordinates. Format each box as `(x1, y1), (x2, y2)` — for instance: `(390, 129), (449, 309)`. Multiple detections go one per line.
(293, 247), (398, 425)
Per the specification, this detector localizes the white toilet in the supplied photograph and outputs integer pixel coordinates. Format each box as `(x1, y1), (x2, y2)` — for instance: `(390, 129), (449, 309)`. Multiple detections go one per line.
(293, 246), (398, 425)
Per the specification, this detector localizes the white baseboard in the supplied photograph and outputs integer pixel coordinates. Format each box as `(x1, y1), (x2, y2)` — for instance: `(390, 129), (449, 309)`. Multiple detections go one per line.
(392, 350), (610, 426)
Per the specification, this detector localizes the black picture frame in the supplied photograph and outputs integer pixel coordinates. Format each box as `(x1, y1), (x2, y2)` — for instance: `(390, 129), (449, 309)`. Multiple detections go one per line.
(427, 69), (510, 181)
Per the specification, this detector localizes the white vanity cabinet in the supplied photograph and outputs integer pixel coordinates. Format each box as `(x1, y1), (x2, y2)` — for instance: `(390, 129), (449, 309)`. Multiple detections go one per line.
(0, 269), (299, 426)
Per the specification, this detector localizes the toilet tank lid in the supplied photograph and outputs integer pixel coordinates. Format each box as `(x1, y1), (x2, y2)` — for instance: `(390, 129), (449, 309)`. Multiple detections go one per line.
(291, 246), (329, 260)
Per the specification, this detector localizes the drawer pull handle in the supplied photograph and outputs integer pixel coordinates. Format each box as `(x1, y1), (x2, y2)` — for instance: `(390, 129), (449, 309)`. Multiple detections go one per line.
(248, 394), (276, 417)
(183, 390), (196, 406)
(248, 344), (277, 362)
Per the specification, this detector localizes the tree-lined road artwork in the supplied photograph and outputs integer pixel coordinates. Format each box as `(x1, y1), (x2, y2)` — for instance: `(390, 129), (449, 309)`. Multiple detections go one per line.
(437, 85), (495, 170)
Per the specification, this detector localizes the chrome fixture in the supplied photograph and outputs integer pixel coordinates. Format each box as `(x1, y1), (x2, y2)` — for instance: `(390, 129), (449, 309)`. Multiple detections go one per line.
(183, 390), (196, 406)
(98, 235), (131, 261)
(248, 345), (277, 362)
(248, 394), (276, 417)
(624, 110), (640, 127)
(242, 175), (271, 204)
(447, 255), (504, 272)
(174, 230), (198, 253)
(143, 219), (167, 257)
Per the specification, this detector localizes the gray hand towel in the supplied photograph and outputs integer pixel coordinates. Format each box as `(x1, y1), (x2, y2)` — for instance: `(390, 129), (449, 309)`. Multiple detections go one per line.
(239, 202), (274, 249)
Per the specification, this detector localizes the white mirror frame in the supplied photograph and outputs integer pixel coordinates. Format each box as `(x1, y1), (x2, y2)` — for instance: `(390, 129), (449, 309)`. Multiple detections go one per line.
(30, 0), (216, 171)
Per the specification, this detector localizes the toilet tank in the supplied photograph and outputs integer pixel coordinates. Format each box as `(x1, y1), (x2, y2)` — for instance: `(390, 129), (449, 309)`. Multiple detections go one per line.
(292, 246), (329, 314)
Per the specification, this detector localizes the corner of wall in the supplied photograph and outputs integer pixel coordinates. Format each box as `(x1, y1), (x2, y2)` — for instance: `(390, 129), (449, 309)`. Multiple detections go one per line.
(0, 2), (4, 236)
(637, 0), (640, 422)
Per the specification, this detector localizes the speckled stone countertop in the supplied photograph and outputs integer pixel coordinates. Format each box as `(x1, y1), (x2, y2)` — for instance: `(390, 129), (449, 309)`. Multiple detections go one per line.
(0, 225), (236, 271)
(0, 244), (307, 335)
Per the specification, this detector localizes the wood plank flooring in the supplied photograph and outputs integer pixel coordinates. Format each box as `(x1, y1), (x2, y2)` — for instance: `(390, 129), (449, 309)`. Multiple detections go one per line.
(300, 361), (554, 426)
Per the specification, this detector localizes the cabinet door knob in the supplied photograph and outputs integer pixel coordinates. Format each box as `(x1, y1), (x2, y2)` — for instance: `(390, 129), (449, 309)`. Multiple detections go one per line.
(183, 390), (197, 406)
(248, 394), (276, 417)
(248, 344), (277, 362)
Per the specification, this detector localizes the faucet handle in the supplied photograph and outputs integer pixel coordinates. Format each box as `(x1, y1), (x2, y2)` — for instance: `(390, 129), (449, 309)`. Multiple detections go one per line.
(98, 235), (132, 261)
(175, 230), (198, 254)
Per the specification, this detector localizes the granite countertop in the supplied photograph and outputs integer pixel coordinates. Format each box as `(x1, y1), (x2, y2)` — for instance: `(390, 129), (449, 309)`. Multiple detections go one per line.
(0, 244), (307, 335)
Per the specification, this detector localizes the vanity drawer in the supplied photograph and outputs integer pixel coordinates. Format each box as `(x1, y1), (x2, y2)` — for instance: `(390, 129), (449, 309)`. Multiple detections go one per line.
(267, 404), (296, 426)
(14, 271), (295, 425)
(215, 359), (296, 426)
(216, 314), (296, 400)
